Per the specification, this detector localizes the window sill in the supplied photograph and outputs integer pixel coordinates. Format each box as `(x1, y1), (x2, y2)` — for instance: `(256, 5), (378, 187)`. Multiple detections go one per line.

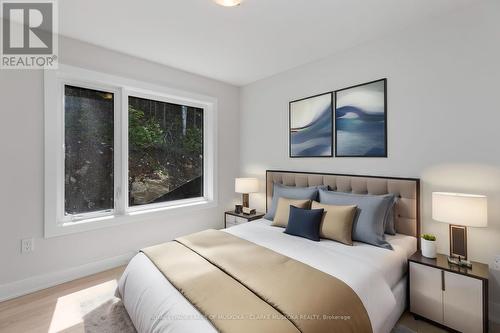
(44, 198), (217, 238)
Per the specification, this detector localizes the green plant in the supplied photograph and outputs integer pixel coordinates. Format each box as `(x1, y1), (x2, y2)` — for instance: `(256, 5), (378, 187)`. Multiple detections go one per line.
(421, 233), (436, 241)
(183, 127), (203, 153)
(129, 107), (164, 150)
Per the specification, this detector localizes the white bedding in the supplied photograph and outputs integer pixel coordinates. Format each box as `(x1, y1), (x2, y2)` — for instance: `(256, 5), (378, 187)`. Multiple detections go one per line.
(118, 219), (416, 333)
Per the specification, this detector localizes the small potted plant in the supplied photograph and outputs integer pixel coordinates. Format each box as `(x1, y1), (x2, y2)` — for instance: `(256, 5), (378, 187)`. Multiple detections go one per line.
(421, 234), (437, 259)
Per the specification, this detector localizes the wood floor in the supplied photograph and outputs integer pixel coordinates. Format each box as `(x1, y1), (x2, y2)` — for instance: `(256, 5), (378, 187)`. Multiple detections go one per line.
(0, 266), (498, 333)
(0, 267), (125, 333)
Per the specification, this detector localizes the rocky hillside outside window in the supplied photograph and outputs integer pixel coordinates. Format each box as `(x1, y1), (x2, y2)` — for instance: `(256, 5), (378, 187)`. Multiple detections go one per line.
(64, 85), (114, 216)
(128, 96), (203, 207)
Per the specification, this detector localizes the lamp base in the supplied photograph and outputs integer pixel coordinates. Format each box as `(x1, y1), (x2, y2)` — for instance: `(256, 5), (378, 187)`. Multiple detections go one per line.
(447, 255), (472, 268)
(449, 224), (468, 261)
(242, 193), (249, 208)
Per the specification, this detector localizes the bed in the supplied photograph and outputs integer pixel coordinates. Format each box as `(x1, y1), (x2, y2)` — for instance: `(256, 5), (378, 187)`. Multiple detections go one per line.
(118, 170), (420, 333)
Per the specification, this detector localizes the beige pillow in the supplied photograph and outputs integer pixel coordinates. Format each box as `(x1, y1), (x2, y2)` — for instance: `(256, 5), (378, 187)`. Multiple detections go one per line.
(272, 198), (311, 228)
(312, 201), (357, 245)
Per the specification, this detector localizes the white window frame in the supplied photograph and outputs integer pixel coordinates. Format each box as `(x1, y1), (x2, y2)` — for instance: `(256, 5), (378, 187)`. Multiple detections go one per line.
(44, 64), (217, 238)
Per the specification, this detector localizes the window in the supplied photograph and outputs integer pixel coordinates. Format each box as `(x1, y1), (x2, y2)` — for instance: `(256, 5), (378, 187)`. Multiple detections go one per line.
(45, 65), (217, 237)
(128, 96), (203, 207)
(64, 85), (115, 216)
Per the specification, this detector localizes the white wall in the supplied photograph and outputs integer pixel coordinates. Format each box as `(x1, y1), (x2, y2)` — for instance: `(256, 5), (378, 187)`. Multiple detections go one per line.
(240, 0), (500, 321)
(0, 36), (239, 296)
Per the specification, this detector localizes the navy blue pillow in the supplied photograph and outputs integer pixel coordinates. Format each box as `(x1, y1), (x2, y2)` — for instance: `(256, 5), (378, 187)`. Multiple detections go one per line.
(284, 206), (324, 241)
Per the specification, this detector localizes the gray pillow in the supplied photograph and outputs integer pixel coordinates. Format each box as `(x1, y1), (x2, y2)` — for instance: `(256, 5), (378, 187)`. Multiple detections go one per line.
(318, 189), (394, 249)
(384, 196), (398, 235)
(264, 183), (325, 220)
(324, 190), (397, 235)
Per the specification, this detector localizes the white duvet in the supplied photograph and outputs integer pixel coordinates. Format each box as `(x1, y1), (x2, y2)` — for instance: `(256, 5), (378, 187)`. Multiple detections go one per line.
(118, 219), (416, 333)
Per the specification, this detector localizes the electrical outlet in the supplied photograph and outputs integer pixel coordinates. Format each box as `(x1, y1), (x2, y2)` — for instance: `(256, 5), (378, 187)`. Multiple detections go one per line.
(494, 255), (500, 270)
(21, 238), (34, 253)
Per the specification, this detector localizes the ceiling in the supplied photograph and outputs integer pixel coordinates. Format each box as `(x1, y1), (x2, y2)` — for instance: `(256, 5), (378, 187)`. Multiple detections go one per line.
(59, 0), (474, 86)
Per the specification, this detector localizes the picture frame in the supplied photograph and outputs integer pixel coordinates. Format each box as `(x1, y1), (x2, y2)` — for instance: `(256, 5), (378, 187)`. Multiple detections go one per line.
(289, 92), (333, 158)
(334, 79), (387, 157)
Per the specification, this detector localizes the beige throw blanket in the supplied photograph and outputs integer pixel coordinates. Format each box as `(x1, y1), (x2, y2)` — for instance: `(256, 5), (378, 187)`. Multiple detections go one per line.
(142, 229), (372, 333)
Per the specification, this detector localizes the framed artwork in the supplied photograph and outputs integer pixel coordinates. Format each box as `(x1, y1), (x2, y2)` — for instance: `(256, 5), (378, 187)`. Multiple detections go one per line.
(289, 92), (333, 157)
(335, 79), (387, 157)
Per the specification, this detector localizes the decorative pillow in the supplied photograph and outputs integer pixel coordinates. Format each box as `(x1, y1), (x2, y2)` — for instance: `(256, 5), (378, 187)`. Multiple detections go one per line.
(284, 206), (324, 241)
(272, 198), (311, 228)
(311, 201), (357, 245)
(263, 183), (326, 220)
(384, 196), (398, 235)
(318, 189), (394, 249)
(324, 190), (397, 235)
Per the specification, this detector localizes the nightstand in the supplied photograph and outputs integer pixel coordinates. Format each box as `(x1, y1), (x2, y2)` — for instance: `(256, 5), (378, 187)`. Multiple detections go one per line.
(224, 211), (265, 228)
(409, 252), (489, 333)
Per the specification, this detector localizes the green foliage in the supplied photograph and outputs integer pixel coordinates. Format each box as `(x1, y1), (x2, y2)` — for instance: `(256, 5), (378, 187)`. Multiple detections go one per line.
(183, 128), (203, 153)
(127, 101), (203, 205)
(421, 233), (436, 241)
(129, 107), (164, 150)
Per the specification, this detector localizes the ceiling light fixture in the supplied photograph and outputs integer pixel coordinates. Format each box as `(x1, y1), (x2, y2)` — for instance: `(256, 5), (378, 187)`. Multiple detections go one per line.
(214, 0), (242, 7)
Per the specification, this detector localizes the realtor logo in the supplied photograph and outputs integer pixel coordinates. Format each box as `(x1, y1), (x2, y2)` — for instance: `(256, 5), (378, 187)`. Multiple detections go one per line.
(1, 0), (58, 69)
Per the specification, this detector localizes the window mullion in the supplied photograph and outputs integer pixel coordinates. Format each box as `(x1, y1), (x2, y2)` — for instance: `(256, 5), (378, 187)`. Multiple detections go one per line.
(119, 89), (129, 214)
(112, 87), (124, 216)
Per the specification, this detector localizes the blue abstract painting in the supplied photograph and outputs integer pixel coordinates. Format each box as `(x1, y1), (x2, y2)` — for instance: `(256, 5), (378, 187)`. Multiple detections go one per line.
(290, 93), (333, 157)
(335, 79), (387, 157)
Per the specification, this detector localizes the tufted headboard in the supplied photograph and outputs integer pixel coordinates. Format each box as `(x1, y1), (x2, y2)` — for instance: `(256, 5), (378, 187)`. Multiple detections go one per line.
(266, 170), (420, 241)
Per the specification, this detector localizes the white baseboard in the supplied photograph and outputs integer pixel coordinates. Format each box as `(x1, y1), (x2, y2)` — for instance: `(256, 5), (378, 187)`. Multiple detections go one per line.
(491, 300), (500, 324)
(0, 252), (134, 302)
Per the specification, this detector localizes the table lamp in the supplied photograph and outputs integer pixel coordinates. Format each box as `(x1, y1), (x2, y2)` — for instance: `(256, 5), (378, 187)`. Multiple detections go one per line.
(235, 178), (259, 208)
(432, 192), (487, 268)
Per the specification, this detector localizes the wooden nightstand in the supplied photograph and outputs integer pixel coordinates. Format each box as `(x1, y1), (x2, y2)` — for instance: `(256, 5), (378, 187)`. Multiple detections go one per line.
(224, 211), (265, 228)
(409, 252), (489, 333)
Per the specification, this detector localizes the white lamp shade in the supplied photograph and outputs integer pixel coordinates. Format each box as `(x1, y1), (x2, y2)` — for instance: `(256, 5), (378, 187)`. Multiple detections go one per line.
(235, 178), (259, 194)
(432, 192), (487, 227)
